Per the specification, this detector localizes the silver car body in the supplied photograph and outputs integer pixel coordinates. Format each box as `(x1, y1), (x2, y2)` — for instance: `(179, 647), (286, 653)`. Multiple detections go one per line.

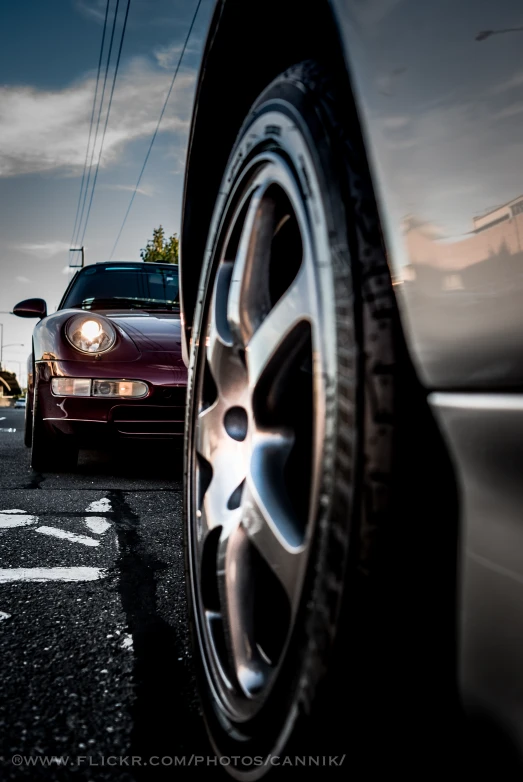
(331, 0), (523, 746)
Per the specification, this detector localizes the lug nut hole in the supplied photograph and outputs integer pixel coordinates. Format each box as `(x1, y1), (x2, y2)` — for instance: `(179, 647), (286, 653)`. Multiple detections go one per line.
(224, 407), (248, 442)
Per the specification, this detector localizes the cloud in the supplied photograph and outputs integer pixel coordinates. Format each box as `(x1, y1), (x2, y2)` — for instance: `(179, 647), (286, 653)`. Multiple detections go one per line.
(376, 68), (407, 96)
(491, 71), (523, 95)
(384, 137), (419, 151)
(102, 183), (153, 197)
(154, 40), (200, 70)
(401, 216), (445, 238)
(0, 58), (196, 178)
(493, 101), (523, 121)
(17, 242), (70, 258)
(382, 116), (410, 130)
(352, 0), (406, 27)
(74, 0), (108, 24)
(15, 276), (30, 283)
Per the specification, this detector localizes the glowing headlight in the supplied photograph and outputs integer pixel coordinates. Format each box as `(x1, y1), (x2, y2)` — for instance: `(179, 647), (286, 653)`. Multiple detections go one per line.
(81, 320), (102, 341)
(66, 314), (116, 354)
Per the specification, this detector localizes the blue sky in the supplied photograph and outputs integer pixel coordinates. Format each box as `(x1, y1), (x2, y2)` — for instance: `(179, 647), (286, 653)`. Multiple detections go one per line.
(0, 0), (213, 384)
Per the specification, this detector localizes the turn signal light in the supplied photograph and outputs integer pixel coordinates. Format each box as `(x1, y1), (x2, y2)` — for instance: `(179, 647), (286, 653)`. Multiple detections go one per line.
(50, 378), (91, 397)
(92, 380), (147, 398)
(51, 378), (148, 398)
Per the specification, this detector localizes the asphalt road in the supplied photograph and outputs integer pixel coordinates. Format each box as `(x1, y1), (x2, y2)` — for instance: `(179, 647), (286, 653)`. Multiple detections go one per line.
(0, 407), (210, 781)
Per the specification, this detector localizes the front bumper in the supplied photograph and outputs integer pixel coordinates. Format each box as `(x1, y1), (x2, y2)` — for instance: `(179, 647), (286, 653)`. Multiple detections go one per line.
(36, 360), (186, 442)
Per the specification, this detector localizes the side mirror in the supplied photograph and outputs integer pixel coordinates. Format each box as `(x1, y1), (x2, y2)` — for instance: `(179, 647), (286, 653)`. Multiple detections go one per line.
(13, 298), (47, 319)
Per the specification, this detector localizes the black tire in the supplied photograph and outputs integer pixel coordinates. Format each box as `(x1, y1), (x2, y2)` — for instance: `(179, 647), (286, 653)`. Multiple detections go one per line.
(184, 61), (434, 777)
(31, 399), (78, 472)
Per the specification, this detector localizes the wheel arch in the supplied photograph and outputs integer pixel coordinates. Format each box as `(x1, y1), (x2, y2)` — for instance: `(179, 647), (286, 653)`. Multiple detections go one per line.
(180, 0), (350, 346)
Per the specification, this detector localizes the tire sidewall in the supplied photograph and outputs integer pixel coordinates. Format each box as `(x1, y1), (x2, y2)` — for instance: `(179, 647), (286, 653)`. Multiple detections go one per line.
(24, 395), (32, 448)
(31, 386), (50, 471)
(31, 383), (78, 472)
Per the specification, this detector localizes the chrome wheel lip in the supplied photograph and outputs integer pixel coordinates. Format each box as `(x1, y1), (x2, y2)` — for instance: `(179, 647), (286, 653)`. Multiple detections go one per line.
(187, 109), (338, 727)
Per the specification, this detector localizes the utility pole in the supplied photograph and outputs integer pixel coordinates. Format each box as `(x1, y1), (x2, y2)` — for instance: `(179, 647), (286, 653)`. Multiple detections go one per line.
(0, 312), (17, 370)
(69, 247), (85, 269)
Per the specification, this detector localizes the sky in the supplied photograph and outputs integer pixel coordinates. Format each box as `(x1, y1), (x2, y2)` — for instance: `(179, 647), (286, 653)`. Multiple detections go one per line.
(0, 0), (214, 385)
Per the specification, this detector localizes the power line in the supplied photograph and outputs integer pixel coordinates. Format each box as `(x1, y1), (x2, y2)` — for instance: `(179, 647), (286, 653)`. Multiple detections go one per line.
(78, 0), (131, 247)
(108, 0), (203, 260)
(69, 0), (111, 249)
(74, 0), (121, 247)
(73, 0), (121, 248)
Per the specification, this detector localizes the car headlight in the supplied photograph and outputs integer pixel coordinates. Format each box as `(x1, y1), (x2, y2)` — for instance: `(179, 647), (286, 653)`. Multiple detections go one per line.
(66, 314), (117, 354)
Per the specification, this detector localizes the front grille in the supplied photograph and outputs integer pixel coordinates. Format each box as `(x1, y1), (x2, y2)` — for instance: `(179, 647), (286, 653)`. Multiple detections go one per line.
(111, 404), (185, 436)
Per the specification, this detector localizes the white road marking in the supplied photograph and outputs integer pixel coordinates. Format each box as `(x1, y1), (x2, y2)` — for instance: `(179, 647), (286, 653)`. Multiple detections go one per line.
(0, 428), (16, 433)
(0, 567), (105, 583)
(35, 526), (100, 547)
(0, 611), (11, 620)
(85, 517), (111, 535)
(0, 509), (26, 513)
(121, 634), (133, 650)
(86, 498), (112, 513)
(0, 513), (37, 528)
(0, 417), (5, 421)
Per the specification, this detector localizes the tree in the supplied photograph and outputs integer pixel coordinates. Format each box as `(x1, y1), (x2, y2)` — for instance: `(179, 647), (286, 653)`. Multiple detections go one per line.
(140, 225), (179, 264)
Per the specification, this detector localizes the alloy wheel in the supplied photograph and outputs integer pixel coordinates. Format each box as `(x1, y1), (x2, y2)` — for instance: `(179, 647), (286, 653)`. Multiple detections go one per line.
(188, 150), (333, 724)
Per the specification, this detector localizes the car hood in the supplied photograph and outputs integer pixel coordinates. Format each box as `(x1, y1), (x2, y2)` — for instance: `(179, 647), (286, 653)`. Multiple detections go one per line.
(101, 311), (184, 357)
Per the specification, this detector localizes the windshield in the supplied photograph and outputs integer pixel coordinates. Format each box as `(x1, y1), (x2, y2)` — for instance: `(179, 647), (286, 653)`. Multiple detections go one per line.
(60, 265), (179, 311)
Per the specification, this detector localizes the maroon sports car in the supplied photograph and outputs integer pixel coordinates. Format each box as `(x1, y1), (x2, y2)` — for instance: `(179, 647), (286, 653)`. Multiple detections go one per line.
(13, 261), (187, 471)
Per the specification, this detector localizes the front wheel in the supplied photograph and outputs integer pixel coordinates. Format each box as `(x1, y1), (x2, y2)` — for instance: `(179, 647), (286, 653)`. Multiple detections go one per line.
(24, 397), (32, 447)
(184, 62), (399, 775)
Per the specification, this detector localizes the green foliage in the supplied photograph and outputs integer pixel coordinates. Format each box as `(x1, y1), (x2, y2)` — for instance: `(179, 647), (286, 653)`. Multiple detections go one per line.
(140, 225), (179, 264)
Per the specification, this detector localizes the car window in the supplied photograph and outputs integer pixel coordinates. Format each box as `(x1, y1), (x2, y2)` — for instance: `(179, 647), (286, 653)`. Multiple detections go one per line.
(60, 265), (179, 311)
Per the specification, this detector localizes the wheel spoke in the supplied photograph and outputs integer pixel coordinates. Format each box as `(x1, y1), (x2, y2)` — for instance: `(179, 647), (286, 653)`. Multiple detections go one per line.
(228, 189), (277, 346)
(207, 321), (246, 404)
(199, 453), (246, 535)
(196, 403), (248, 534)
(196, 401), (222, 464)
(246, 267), (313, 390)
(218, 524), (270, 697)
(207, 266), (248, 401)
(241, 431), (305, 608)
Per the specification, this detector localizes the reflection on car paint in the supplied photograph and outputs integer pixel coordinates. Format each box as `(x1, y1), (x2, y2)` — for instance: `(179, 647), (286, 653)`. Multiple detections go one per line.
(332, 0), (523, 387)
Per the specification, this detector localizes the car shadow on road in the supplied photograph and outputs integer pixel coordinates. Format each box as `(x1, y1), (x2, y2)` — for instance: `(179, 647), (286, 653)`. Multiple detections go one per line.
(108, 490), (212, 780)
(76, 442), (184, 482)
